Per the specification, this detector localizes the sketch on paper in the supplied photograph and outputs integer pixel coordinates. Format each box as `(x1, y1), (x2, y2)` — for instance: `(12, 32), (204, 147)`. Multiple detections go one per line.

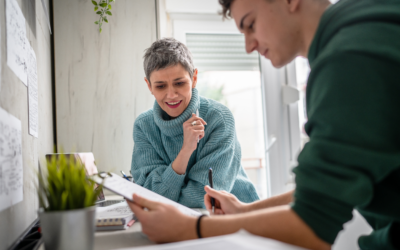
(0, 107), (23, 212)
(6, 0), (28, 86)
(28, 45), (38, 138)
(97, 203), (133, 219)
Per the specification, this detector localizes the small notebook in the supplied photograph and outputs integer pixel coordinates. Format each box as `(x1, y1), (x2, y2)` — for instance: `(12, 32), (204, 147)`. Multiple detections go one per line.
(96, 201), (135, 231)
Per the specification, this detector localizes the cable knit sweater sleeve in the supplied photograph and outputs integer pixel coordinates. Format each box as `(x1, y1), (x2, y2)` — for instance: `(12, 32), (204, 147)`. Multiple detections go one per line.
(131, 113), (186, 202)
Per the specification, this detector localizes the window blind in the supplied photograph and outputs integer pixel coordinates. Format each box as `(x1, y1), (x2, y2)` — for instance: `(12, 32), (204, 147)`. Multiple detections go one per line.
(186, 33), (260, 71)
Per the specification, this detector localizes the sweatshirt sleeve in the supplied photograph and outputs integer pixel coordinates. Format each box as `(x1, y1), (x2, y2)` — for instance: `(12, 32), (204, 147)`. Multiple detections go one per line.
(131, 120), (186, 202)
(178, 108), (258, 208)
(291, 51), (400, 244)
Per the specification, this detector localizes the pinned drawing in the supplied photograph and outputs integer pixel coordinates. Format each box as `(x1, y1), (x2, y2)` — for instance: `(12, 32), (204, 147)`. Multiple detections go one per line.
(0, 107), (23, 212)
(6, 0), (28, 86)
(27, 45), (38, 138)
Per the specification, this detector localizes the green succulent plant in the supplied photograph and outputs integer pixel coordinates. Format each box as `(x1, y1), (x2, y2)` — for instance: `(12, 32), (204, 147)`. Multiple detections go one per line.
(38, 154), (102, 211)
(92, 0), (115, 33)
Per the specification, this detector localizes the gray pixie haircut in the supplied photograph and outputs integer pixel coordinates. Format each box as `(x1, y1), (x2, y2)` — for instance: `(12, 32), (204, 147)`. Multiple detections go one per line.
(143, 38), (195, 83)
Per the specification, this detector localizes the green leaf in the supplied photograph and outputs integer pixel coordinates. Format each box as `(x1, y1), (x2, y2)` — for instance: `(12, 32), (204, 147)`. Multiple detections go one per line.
(99, 28), (102, 33)
(106, 11), (112, 15)
(99, 2), (107, 7)
(94, 6), (98, 11)
(108, 4), (111, 10)
(104, 18), (108, 23)
(96, 11), (102, 14)
(92, 0), (97, 6)
(95, 21), (99, 24)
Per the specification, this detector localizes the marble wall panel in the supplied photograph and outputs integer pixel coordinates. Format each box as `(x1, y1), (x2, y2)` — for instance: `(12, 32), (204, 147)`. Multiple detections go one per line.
(0, 0), (54, 249)
(54, 0), (156, 175)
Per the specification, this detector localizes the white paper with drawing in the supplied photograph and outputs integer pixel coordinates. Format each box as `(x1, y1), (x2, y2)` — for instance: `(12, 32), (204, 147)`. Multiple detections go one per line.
(6, 0), (28, 85)
(91, 173), (201, 217)
(96, 201), (133, 219)
(0, 107), (23, 212)
(27, 45), (38, 138)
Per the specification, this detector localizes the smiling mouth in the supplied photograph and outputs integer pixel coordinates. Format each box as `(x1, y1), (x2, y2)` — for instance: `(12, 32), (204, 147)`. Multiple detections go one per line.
(165, 100), (182, 109)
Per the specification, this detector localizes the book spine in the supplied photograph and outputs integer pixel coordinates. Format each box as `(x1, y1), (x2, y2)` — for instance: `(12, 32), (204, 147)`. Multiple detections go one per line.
(96, 218), (126, 226)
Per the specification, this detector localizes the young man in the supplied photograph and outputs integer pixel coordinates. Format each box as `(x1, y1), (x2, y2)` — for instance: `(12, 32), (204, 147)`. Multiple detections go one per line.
(127, 0), (400, 249)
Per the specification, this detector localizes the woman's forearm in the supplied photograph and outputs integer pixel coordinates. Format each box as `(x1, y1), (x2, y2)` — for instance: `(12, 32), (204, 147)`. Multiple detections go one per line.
(200, 205), (330, 250)
(244, 190), (294, 212)
(171, 148), (193, 175)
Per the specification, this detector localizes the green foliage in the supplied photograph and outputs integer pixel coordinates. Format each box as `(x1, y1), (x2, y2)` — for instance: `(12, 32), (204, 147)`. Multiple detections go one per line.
(92, 0), (115, 33)
(38, 154), (102, 211)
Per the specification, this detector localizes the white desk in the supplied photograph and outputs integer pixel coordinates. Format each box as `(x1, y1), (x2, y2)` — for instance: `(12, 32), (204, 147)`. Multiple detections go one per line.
(38, 196), (304, 250)
(94, 222), (154, 250)
(93, 195), (155, 249)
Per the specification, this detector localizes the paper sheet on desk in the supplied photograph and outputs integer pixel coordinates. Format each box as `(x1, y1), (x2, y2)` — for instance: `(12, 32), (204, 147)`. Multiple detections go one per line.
(114, 230), (308, 250)
(96, 201), (133, 218)
(91, 173), (201, 217)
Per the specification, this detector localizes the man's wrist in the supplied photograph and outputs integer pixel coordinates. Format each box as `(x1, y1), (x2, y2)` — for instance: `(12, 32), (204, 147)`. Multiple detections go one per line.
(241, 202), (252, 213)
(183, 216), (198, 241)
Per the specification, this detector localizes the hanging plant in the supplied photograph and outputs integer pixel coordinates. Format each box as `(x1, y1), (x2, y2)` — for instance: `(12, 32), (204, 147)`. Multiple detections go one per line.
(92, 0), (115, 33)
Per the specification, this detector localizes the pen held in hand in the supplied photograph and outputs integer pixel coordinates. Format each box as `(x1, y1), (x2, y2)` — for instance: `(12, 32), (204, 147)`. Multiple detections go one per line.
(208, 168), (215, 214)
(196, 109), (200, 143)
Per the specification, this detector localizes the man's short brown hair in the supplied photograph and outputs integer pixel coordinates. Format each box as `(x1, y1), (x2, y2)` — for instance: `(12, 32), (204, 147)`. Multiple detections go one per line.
(219, 0), (235, 18)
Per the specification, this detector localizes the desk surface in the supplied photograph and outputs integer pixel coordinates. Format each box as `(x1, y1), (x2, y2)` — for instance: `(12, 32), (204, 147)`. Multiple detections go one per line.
(37, 196), (210, 250)
(94, 195), (155, 249)
(94, 222), (154, 250)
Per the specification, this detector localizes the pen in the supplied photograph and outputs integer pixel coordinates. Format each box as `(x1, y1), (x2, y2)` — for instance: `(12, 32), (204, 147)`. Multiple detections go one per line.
(196, 109), (200, 143)
(208, 168), (215, 214)
(120, 170), (130, 181)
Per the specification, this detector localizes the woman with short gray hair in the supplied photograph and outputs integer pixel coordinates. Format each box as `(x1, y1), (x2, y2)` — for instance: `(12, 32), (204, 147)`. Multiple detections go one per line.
(131, 38), (259, 208)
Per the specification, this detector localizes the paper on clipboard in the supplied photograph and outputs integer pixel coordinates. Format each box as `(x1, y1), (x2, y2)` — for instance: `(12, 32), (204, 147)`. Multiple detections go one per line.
(91, 173), (201, 217)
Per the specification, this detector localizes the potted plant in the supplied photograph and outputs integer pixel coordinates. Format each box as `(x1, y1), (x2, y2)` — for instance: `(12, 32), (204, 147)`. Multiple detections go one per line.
(38, 154), (102, 250)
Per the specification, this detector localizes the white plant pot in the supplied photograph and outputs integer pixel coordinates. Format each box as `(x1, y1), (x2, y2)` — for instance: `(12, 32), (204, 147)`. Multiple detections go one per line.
(39, 206), (96, 250)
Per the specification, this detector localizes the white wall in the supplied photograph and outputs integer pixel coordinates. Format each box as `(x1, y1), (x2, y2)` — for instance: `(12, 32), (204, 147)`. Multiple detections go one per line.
(54, 0), (157, 176)
(0, 0), (54, 249)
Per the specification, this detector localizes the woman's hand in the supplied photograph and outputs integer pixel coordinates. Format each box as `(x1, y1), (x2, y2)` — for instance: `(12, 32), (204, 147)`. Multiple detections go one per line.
(172, 114), (207, 175)
(127, 194), (197, 243)
(182, 114), (207, 153)
(204, 185), (249, 215)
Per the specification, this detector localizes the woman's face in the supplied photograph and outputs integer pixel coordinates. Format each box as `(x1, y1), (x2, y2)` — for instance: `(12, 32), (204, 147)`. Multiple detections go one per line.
(145, 64), (197, 118)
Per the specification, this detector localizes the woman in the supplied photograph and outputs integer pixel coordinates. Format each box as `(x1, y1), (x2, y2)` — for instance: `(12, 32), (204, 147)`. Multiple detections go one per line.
(131, 38), (259, 208)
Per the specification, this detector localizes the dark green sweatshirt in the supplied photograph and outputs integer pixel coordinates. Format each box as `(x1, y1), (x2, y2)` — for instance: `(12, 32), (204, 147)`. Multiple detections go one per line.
(291, 0), (400, 249)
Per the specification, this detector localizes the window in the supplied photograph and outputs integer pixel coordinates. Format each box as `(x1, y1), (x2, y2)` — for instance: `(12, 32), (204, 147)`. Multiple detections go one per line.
(186, 33), (268, 198)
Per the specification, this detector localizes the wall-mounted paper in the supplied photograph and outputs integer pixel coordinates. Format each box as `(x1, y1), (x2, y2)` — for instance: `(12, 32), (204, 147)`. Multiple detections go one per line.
(27, 45), (38, 138)
(0, 107), (23, 213)
(6, 0), (28, 86)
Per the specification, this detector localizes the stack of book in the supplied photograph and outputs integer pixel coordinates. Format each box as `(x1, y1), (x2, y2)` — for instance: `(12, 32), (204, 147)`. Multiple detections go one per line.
(96, 201), (136, 231)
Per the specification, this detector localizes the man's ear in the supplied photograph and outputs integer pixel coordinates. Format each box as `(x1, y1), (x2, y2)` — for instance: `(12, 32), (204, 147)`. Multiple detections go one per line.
(288, 0), (301, 12)
(144, 77), (153, 94)
(192, 69), (198, 89)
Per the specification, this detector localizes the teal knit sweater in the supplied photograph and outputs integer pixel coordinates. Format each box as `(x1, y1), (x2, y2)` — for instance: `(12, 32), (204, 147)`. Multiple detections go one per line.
(131, 88), (259, 208)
